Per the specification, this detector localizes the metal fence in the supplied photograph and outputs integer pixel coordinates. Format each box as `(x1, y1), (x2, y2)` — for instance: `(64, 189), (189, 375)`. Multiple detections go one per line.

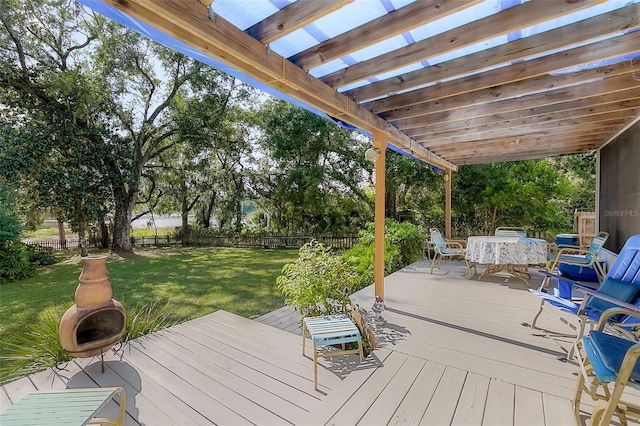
(24, 233), (359, 252)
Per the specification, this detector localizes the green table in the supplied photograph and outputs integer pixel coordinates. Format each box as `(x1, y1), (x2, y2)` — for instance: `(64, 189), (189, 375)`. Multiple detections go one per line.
(0, 387), (126, 425)
(302, 314), (363, 390)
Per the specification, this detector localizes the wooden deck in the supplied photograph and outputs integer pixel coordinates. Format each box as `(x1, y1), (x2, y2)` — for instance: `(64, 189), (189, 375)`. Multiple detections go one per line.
(2, 259), (639, 425)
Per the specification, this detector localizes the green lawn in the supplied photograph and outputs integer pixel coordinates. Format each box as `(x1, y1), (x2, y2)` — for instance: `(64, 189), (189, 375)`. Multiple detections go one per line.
(0, 247), (298, 357)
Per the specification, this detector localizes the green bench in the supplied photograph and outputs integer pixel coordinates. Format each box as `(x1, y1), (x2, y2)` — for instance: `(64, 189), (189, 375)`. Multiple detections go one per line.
(0, 387), (126, 425)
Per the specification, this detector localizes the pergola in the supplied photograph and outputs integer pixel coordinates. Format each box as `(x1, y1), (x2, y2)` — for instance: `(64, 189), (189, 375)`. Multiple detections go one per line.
(79, 0), (640, 301)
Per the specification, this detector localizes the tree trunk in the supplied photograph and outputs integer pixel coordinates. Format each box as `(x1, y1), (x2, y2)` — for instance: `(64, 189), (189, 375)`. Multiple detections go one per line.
(203, 192), (216, 228)
(100, 221), (109, 249)
(181, 183), (189, 240)
(112, 186), (136, 252)
(490, 206), (498, 235)
(57, 219), (67, 249)
(385, 189), (396, 219)
(78, 221), (88, 257)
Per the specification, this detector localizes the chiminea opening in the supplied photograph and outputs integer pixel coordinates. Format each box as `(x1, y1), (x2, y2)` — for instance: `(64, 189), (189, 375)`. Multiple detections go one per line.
(76, 309), (125, 345)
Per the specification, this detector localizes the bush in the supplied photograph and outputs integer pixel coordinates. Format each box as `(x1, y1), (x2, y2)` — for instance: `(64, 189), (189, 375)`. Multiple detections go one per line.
(0, 189), (22, 247)
(25, 245), (59, 266)
(0, 308), (72, 384)
(276, 240), (359, 316)
(0, 242), (36, 284)
(342, 219), (424, 292)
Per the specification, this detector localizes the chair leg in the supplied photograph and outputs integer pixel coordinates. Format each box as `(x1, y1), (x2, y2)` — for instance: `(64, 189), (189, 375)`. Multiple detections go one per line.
(430, 253), (439, 274)
(302, 324), (307, 356)
(530, 299), (546, 330)
(573, 341), (587, 422)
(313, 347), (318, 390)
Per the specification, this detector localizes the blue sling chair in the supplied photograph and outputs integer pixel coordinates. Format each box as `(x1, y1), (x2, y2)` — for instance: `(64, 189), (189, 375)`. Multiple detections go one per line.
(526, 234), (640, 362)
(573, 307), (640, 426)
(541, 231), (609, 289)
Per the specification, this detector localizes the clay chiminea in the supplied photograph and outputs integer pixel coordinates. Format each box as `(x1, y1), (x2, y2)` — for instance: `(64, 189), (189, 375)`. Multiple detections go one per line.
(59, 256), (126, 357)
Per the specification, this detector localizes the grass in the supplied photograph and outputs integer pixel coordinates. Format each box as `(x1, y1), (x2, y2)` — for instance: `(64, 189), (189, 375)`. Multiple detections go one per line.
(23, 226), (176, 239)
(0, 247), (298, 361)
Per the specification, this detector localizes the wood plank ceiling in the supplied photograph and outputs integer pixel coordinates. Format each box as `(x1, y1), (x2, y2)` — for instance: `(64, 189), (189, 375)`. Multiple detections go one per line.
(94, 0), (640, 168)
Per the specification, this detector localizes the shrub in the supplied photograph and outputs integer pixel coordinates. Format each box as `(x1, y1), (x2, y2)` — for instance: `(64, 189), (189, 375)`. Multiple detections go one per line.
(0, 193), (22, 247)
(276, 240), (359, 317)
(0, 308), (72, 384)
(0, 242), (36, 284)
(121, 301), (178, 342)
(342, 219), (423, 292)
(0, 301), (178, 384)
(25, 245), (59, 266)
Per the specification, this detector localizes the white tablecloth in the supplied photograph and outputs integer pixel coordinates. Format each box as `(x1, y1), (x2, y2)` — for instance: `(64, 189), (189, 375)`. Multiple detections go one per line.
(466, 236), (547, 265)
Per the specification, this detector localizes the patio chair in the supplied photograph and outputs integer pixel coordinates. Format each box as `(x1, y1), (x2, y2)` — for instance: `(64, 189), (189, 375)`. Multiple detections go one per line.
(526, 234), (640, 361)
(541, 231), (609, 288)
(494, 226), (527, 237)
(573, 307), (640, 426)
(429, 228), (474, 277)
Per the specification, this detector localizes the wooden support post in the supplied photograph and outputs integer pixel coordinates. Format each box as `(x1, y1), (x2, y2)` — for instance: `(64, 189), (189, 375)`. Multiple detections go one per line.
(445, 169), (452, 239)
(373, 130), (388, 301)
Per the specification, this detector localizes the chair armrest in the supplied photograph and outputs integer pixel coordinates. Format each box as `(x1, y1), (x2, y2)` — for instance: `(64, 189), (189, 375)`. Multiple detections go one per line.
(552, 247), (593, 258)
(444, 241), (465, 250)
(577, 287), (640, 315)
(596, 307), (640, 330)
(445, 239), (467, 248)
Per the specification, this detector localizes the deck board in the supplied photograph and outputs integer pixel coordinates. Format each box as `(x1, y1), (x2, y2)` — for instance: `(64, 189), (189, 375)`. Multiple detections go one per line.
(483, 379), (515, 426)
(451, 372), (491, 425)
(388, 361), (447, 425)
(514, 386), (545, 426)
(326, 351), (408, 425)
(356, 355), (426, 425)
(3, 258), (638, 425)
(420, 366), (467, 425)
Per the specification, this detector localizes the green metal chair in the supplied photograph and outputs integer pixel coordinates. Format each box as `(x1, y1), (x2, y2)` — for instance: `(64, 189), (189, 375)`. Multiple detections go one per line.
(429, 228), (474, 277)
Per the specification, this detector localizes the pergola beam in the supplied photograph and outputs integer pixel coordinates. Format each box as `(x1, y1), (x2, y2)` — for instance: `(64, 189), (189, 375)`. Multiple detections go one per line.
(345, 3), (640, 102)
(404, 101), (639, 138)
(395, 86), (640, 130)
(319, 0), (605, 88)
(100, 0), (457, 171)
(289, 0), (482, 70)
(245, 0), (352, 44)
(418, 117), (626, 146)
(365, 31), (640, 114)
(390, 73), (639, 125)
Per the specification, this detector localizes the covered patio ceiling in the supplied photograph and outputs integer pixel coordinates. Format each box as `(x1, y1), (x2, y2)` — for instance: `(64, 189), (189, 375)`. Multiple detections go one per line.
(81, 0), (640, 170)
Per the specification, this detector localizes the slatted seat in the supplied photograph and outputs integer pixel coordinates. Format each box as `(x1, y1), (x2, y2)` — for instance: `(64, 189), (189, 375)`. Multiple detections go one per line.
(302, 314), (363, 390)
(0, 387), (126, 426)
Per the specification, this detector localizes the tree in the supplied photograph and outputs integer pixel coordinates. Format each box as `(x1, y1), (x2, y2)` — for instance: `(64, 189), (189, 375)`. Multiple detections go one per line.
(0, 0), (115, 255)
(0, 0), (224, 251)
(252, 100), (371, 233)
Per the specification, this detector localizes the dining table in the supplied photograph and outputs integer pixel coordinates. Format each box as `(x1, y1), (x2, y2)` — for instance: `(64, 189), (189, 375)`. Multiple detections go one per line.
(465, 235), (548, 286)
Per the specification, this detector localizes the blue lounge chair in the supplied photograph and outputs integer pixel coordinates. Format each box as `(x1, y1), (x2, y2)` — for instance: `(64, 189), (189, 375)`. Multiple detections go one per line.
(526, 234), (640, 361)
(573, 307), (640, 425)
